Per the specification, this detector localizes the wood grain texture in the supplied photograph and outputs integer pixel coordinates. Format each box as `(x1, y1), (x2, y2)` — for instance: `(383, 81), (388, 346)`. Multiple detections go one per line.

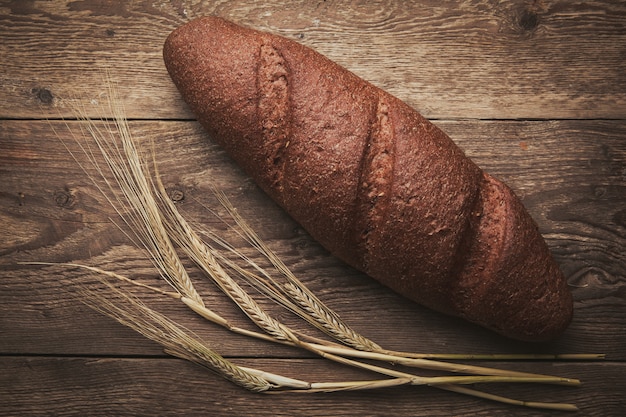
(1, 357), (625, 417)
(1, 0), (625, 119)
(2, 119), (624, 357)
(1, 0), (625, 415)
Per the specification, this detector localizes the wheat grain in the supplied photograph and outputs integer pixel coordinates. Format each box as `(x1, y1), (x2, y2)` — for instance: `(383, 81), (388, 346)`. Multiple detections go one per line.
(283, 282), (379, 351)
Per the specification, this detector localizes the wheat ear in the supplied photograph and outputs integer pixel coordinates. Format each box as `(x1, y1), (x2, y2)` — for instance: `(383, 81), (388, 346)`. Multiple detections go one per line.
(149, 167), (300, 344)
(62, 82), (204, 307)
(208, 189), (381, 351)
(77, 274), (271, 392)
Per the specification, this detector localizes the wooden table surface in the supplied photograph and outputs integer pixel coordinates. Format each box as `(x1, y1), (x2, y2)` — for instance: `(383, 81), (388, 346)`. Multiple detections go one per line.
(1, 1), (625, 416)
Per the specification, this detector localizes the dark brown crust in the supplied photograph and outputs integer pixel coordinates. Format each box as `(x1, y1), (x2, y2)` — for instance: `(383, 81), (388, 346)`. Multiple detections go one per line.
(353, 94), (395, 272)
(163, 16), (573, 341)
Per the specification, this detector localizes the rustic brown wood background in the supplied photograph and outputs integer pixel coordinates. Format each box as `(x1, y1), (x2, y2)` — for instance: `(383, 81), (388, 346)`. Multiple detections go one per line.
(1, 1), (625, 416)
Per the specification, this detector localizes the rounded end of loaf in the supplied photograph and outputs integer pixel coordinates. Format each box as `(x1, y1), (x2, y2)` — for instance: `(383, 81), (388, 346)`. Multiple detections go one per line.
(451, 173), (573, 342)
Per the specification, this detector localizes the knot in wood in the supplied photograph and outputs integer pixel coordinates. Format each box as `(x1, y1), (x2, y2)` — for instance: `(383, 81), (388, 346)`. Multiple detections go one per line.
(168, 187), (185, 202)
(32, 87), (54, 105)
(519, 9), (539, 31)
(54, 189), (76, 208)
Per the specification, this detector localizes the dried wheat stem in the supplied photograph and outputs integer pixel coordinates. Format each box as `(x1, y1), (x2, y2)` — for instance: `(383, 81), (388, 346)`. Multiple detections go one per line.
(307, 343), (581, 385)
(384, 351), (606, 361)
(238, 367), (311, 389)
(72, 267), (578, 410)
(24, 262), (180, 299)
(297, 377), (413, 392)
(437, 384), (579, 412)
(180, 296), (294, 346)
(296, 341), (577, 388)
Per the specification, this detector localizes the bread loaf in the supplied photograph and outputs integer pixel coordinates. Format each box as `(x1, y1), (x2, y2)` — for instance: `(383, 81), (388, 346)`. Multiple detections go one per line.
(163, 16), (573, 341)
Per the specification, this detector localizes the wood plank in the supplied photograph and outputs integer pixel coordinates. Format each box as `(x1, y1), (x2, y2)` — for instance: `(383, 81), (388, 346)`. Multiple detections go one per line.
(1, 119), (624, 358)
(1, 2), (624, 415)
(1, 356), (624, 416)
(4, 244), (623, 358)
(1, 0), (625, 120)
